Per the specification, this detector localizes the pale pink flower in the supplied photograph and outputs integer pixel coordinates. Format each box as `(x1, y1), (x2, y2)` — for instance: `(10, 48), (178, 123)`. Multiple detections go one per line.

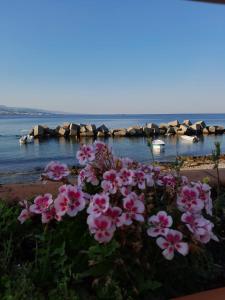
(177, 186), (204, 213)
(120, 157), (134, 169)
(156, 229), (189, 260)
(41, 206), (62, 223)
(78, 165), (99, 186)
(147, 211), (173, 237)
(120, 186), (132, 197)
(94, 141), (109, 153)
(30, 194), (53, 214)
(87, 193), (110, 217)
(118, 168), (134, 186)
(132, 170), (146, 190)
(43, 161), (70, 181)
(193, 182), (213, 216)
(87, 214), (115, 243)
(181, 212), (218, 244)
(54, 193), (69, 216)
(18, 208), (31, 224)
(120, 192), (145, 225)
(63, 185), (86, 217)
(105, 206), (123, 227)
(76, 144), (95, 165)
(101, 170), (122, 194)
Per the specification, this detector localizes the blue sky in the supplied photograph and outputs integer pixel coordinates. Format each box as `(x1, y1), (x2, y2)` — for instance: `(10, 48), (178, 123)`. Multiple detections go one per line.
(0, 0), (225, 114)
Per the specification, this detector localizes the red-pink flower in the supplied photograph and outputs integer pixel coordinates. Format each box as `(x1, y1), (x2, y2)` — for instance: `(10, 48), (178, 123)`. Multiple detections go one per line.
(156, 229), (189, 260)
(132, 170), (146, 190)
(18, 200), (31, 224)
(78, 165), (99, 186)
(105, 206), (123, 227)
(41, 206), (62, 223)
(43, 161), (70, 181)
(147, 211), (173, 237)
(181, 212), (218, 244)
(120, 192), (145, 225)
(87, 215), (115, 243)
(54, 193), (70, 216)
(76, 145), (95, 165)
(101, 170), (122, 194)
(177, 186), (204, 213)
(63, 185), (86, 217)
(30, 194), (53, 214)
(193, 182), (212, 216)
(87, 193), (110, 217)
(118, 168), (134, 186)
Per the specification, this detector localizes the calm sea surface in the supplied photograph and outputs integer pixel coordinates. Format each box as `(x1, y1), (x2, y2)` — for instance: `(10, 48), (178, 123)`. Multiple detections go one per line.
(0, 114), (225, 184)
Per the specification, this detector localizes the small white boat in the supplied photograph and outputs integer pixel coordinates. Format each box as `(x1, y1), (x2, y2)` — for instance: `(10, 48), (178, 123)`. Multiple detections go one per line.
(19, 134), (34, 144)
(180, 135), (199, 143)
(152, 139), (165, 150)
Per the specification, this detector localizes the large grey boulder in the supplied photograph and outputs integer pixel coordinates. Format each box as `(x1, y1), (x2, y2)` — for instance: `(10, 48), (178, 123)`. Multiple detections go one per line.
(127, 126), (143, 136)
(80, 131), (95, 137)
(113, 128), (127, 137)
(166, 127), (176, 135)
(203, 127), (209, 135)
(194, 121), (206, 129)
(168, 120), (180, 127)
(208, 126), (216, 134)
(97, 124), (109, 133)
(33, 125), (45, 137)
(146, 123), (159, 129)
(69, 123), (80, 136)
(159, 123), (168, 130)
(183, 120), (192, 126)
(63, 122), (70, 129)
(216, 126), (225, 134)
(176, 124), (191, 135)
(190, 124), (202, 134)
(58, 127), (69, 136)
(86, 124), (96, 132)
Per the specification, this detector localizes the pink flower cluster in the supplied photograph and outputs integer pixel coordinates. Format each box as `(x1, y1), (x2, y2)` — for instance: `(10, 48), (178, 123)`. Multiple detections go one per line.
(18, 142), (218, 261)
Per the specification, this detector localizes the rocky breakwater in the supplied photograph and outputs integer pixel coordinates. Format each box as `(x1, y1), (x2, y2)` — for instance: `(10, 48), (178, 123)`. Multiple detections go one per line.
(29, 119), (225, 139)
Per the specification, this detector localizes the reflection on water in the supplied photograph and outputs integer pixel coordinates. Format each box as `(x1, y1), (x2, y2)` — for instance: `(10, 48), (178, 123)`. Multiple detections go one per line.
(0, 134), (225, 183)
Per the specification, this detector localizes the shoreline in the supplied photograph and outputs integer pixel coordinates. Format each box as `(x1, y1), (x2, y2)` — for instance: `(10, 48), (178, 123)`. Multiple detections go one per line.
(1, 165), (224, 203)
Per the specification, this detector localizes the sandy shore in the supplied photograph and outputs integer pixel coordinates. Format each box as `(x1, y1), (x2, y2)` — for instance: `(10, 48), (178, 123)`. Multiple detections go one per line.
(1, 167), (224, 203)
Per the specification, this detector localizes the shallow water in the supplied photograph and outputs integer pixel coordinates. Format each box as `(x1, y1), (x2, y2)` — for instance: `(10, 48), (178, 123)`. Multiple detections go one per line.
(0, 114), (225, 184)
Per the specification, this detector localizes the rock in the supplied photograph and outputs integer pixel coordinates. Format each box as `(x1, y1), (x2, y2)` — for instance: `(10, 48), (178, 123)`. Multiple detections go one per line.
(208, 126), (216, 134)
(168, 120), (180, 127)
(194, 121), (206, 129)
(58, 127), (69, 136)
(113, 128), (127, 137)
(203, 127), (209, 135)
(127, 126), (143, 136)
(97, 131), (106, 137)
(216, 126), (225, 134)
(29, 128), (34, 136)
(63, 122), (70, 129)
(190, 124), (202, 134)
(45, 128), (56, 136)
(176, 124), (191, 135)
(33, 125), (45, 137)
(159, 128), (167, 135)
(86, 124), (96, 132)
(80, 131), (94, 137)
(183, 120), (192, 126)
(69, 123), (80, 136)
(146, 123), (159, 129)
(166, 127), (176, 135)
(80, 125), (87, 133)
(97, 124), (109, 133)
(159, 123), (168, 129)
(143, 127), (154, 136)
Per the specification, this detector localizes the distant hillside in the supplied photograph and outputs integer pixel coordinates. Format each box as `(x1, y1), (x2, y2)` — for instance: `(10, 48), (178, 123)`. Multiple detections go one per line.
(0, 105), (65, 116)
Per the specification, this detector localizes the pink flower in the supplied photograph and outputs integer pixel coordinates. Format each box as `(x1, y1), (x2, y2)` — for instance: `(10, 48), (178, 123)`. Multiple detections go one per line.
(177, 186), (204, 213)
(193, 182), (212, 216)
(94, 141), (109, 153)
(105, 206), (123, 227)
(63, 185), (86, 217)
(181, 212), (218, 244)
(30, 194), (53, 214)
(120, 192), (145, 225)
(76, 145), (95, 165)
(78, 165), (99, 186)
(43, 161), (70, 181)
(18, 200), (31, 224)
(101, 170), (122, 194)
(132, 170), (146, 190)
(120, 186), (132, 197)
(156, 230), (189, 260)
(147, 211), (173, 237)
(87, 215), (115, 243)
(118, 168), (134, 186)
(54, 193), (69, 216)
(41, 206), (62, 223)
(87, 193), (110, 217)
